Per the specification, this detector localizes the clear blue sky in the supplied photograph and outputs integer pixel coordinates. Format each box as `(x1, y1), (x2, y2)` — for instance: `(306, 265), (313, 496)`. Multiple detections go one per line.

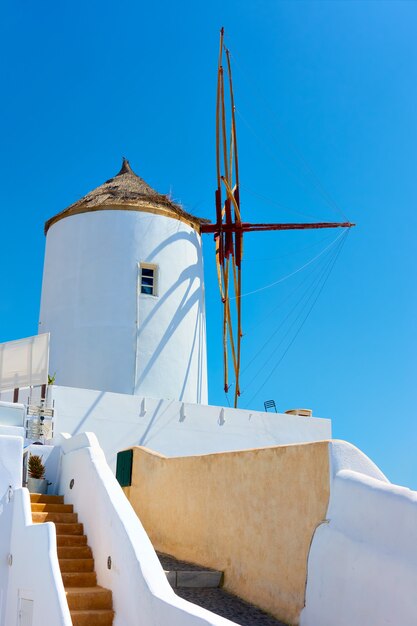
(0, 1), (416, 487)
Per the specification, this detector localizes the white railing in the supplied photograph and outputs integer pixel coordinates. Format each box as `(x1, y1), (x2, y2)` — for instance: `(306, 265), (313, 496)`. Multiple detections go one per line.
(25, 398), (55, 442)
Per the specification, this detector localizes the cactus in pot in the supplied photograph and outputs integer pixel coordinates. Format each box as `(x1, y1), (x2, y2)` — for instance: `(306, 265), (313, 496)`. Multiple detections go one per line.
(27, 454), (48, 494)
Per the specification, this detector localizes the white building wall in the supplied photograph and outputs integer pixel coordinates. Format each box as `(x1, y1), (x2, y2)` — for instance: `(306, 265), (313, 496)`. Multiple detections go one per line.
(50, 385), (332, 470)
(0, 425), (24, 439)
(0, 402), (25, 429)
(6, 489), (72, 626)
(0, 435), (71, 626)
(300, 442), (417, 626)
(39, 209), (207, 404)
(0, 435), (22, 626)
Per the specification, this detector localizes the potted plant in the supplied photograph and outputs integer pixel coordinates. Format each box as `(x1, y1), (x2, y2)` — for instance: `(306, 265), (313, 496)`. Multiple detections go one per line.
(43, 372), (56, 404)
(27, 454), (48, 494)
(47, 373), (56, 385)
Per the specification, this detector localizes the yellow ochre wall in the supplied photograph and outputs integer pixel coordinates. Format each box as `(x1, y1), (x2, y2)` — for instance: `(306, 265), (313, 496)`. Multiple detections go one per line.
(123, 442), (330, 625)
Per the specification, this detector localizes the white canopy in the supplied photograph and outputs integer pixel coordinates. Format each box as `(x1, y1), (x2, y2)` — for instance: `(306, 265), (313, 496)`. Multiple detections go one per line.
(0, 333), (50, 392)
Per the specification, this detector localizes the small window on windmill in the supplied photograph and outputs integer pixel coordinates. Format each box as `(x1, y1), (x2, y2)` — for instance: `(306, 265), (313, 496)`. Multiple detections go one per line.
(140, 264), (158, 296)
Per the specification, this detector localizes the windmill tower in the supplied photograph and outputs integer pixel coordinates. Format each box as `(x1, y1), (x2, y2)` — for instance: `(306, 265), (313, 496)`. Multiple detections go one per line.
(39, 159), (208, 404)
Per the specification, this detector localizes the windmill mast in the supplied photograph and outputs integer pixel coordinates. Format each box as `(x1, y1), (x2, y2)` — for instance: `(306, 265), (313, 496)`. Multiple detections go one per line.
(201, 28), (355, 408)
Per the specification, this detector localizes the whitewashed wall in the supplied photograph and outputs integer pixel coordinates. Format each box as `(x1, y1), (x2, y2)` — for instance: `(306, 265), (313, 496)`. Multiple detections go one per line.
(301, 441), (417, 626)
(6, 489), (72, 626)
(329, 439), (388, 482)
(0, 402), (25, 428)
(51, 385), (331, 470)
(0, 425), (24, 439)
(0, 435), (71, 626)
(58, 432), (236, 626)
(39, 209), (207, 404)
(0, 436), (22, 626)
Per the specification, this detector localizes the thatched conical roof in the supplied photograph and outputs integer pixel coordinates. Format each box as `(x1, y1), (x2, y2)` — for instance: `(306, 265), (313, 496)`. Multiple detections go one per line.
(44, 159), (209, 234)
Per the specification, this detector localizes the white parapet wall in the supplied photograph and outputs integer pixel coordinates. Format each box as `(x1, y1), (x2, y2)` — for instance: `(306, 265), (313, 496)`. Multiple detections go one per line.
(0, 424), (25, 439)
(0, 402), (25, 428)
(50, 385), (331, 469)
(0, 435), (22, 626)
(0, 434), (71, 626)
(301, 441), (417, 626)
(6, 489), (72, 626)
(57, 432), (237, 626)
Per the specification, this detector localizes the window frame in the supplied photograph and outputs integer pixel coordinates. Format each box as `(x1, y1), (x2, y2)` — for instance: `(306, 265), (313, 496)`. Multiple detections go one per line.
(139, 263), (158, 297)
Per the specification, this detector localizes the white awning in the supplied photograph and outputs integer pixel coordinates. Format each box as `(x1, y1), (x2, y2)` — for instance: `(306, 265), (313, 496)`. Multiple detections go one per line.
(0, 333), (50, 392)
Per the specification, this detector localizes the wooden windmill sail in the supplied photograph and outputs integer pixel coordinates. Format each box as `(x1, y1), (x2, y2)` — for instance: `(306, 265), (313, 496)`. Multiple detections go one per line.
(200, 28), (355, 408)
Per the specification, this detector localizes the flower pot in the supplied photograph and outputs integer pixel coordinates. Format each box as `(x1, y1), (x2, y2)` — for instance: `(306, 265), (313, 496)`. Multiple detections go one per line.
(27, 477), (48, 494)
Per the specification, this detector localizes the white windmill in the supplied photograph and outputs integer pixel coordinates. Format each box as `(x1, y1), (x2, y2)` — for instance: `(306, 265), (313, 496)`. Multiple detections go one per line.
(39, 159), (209, 404)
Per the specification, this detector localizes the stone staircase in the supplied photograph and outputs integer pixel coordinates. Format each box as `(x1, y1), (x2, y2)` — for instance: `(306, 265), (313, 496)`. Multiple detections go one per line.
(158, 553), (286, 626)
(31, 494), (114, 626)
(158, 552), (223, 589)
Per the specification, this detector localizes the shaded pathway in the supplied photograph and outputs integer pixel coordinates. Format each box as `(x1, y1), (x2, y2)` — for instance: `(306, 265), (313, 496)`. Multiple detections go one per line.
(158, 553), (288, 626)
(176, 587), (288, 626)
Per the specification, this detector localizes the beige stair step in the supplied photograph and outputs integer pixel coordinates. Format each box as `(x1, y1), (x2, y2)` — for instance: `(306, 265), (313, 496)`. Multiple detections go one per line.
(58, 546), (93, 559)
(60, 558), (94, 573)
(165, 568), (223, 588)
(30, 494), (64, 504)
(57, 534), (88, 547)
(34, 495), (114, 623)
(55, 523), (84, 536)
(63, 572), (97, 587)
(31, 503), (74, 513)
(70, 609), (114, 626)
(66, 587), (113, 611)
(32, 511), (78, 524)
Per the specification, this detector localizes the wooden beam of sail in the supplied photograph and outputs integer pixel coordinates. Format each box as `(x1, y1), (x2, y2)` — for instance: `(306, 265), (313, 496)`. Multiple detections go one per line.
(201, 221), (355, 234)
